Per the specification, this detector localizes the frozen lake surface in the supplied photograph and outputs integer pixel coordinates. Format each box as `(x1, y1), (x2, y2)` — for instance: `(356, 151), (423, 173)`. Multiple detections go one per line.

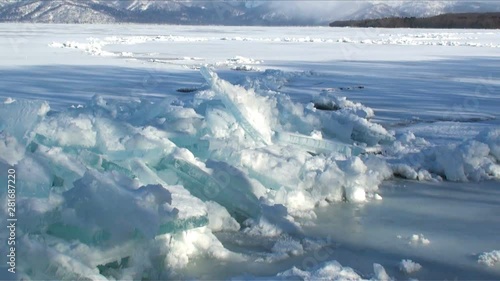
(0, 24), (499, 280)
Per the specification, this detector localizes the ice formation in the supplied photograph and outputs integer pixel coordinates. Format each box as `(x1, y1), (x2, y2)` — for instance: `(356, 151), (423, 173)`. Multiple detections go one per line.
(386, 129), (500, 182)
(397, 234), (431, 246)
(399, 259), (422, 274)
(478, 250), (500, 267)
(50, 32), (500, 60)
(1, 66), (498, 279)
(373, 263), (392, 281)
(276, 261), (392, 281)
(277, 260), (363, 280)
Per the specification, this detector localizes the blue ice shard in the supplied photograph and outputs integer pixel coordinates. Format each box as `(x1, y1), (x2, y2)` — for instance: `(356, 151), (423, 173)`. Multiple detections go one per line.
(200, 66), (272, 146)
(0, 99), (49, 144)
(275, 131), (364, 156)
(156, 156), (261, 222)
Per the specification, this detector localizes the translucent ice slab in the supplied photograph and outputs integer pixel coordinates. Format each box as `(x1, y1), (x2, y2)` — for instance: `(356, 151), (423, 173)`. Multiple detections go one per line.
(156, 156), (261, 221)
(201, 66), (272, 146)
(0, 99), (49, 143)
(275, 131), (364, 156)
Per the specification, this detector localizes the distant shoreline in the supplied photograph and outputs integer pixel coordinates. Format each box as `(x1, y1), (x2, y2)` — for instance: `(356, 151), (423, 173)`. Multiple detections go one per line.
(330, 12), (500, 29)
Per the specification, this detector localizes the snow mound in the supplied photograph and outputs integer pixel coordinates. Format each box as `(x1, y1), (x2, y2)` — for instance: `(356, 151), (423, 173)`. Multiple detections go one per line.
(384, 128), (500, 182)
(214, 56), (263, 72)
(231, 65), (261, 72)
(278, 260), (363, 280)
(227, 56), (262, 65)
(397, 234), (430, 246)
(277, 261), (392, 281)
(373, 263), (392, 281)
(399, 259), (422, 274)
(336, 34), (500, 49)
(314, 90), (375, 119)
(478, 250), (500, 267)
(50, 40), (115, 57)
(50, 35), (210, 57)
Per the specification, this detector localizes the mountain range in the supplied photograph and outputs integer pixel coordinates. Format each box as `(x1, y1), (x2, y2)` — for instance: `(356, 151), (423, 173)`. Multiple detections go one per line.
(0, 0), (499, 25)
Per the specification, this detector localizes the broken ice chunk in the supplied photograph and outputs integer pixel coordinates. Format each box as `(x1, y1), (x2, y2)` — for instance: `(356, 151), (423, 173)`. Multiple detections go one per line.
(52, 171), (184, 247)
(0, 99), (50, 144)
(33, 113), (96, 148)
(130, 97), (175, 124)
(0, 133), (25, 166)
(314, 90), (374, 119)
(168, 134), (211, 159)
(158, 216), (209, 235)
(275, 131), (364, 156)
(19, 237), (108, 281)
(200, 66), (273, 146)
(373, 263), (392, 281)
(46, 222), (112, 245)
(478, 250), (500, 267)
(399, 259), (422, 273)
(156, 156), (261, 222)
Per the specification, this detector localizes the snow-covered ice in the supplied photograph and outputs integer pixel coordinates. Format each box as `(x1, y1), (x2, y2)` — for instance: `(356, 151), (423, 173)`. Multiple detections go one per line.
(399, 259), (422, 274)
(0, 23), (499, 280)
(398, 234), (431, 246)
(478, 250), (500, 267)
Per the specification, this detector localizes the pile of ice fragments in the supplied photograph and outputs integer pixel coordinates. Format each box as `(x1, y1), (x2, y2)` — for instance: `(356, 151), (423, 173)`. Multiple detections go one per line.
(0, 67), (498, 279)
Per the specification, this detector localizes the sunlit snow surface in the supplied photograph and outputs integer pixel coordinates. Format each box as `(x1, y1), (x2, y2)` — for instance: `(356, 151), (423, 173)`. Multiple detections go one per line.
(0, 24), (499, 280)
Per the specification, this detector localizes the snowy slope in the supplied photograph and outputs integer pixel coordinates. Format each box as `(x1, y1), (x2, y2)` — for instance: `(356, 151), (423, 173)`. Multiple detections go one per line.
(348, 1), (500, 20)
(0, 0), (124, 23)
(0, 0), (500, 25)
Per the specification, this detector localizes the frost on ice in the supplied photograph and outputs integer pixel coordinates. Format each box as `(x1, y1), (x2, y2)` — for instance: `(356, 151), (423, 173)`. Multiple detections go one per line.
(0, 66), (499, 279)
